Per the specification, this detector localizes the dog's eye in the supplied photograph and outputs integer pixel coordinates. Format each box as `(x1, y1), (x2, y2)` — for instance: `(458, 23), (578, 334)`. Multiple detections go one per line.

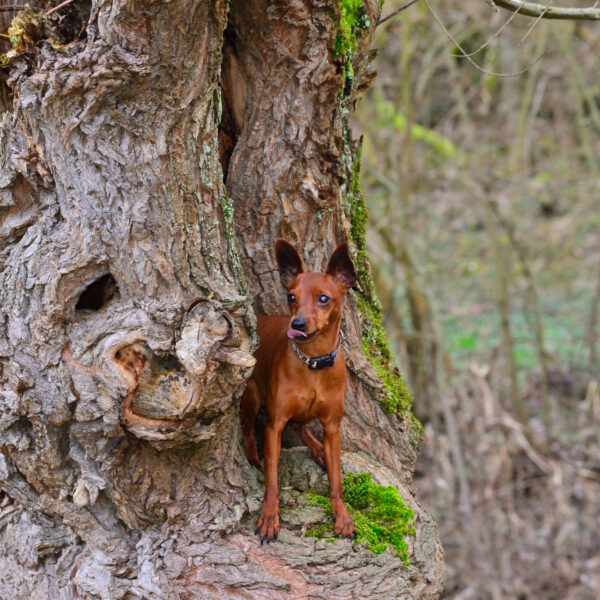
(287, 294), (297, 305)
(318, 294), (330, 305)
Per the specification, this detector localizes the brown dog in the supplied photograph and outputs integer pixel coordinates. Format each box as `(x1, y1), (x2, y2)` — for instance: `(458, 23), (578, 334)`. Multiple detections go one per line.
(240, 239), (357, 543)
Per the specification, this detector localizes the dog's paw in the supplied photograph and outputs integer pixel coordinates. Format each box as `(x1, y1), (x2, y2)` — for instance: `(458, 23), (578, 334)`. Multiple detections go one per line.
(306, 440), (326, 469)
(333, 513), (356, 540)
(313, 446), (326, 470)
(255, 508), (280, 544)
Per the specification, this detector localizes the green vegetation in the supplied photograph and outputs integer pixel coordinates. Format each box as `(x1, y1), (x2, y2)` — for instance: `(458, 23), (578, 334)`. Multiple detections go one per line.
(355, 2), (600, 597)
(334, 0), (370, 59)
(307, 472), (416, 564)
(345, 143), (416, 420)
(7, 6), (44, 53)
(369, 92), (459, 161)
(334, 0), (370, 93)
(0, 4), (84, 65)
(357, 292), (414, 416)
(379, 98), (458, 159)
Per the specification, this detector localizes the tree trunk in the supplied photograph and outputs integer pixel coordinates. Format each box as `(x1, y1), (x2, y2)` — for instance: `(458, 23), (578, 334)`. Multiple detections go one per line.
(0, 1), (444, 598)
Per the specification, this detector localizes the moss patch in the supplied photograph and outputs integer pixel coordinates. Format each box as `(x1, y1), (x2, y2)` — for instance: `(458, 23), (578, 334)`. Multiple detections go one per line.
(334, 0), (370, 96)
(357, 294), (413, 416)
(344, 143), (416, 421)
(335, 0), (370, 59)
(307, 472), (416, 564)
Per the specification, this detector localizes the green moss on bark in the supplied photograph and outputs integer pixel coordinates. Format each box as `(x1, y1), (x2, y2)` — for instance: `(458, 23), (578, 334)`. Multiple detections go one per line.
(344, 143), (417, 423)
(307, 472), (416, 564)
(334, 1), (370, 96)
(335, 0), (370, 59)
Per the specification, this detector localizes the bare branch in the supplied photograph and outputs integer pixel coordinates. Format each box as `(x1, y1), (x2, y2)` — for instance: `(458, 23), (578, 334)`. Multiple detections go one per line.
(44, 0), (77, 16)
(377, 0), (422, 26)
(491, 0), (600, 20)
(521, 0), (552, 40)
(461, 0), (524, 57)
(424, 0), (543, 77)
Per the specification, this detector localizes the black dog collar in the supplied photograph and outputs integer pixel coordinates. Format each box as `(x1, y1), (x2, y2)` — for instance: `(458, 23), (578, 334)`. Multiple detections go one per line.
(290, 331), (344, 370)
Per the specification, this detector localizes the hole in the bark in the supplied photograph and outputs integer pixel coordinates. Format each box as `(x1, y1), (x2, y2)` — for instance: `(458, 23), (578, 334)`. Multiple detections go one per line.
(0, 489), (14, 510)
(218, 87), (237, 176)
(76, 273), (118, 311)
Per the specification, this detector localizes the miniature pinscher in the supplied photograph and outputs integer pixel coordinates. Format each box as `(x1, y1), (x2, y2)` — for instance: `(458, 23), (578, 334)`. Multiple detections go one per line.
(241, 239), (357, 543)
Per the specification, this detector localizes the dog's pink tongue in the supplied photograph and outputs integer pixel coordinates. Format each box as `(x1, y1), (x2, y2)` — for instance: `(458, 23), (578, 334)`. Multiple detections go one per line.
(287, 328), (307, 339)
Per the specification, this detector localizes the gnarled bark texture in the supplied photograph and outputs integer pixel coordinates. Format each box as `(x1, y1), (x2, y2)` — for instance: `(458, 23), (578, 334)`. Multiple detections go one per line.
(0, 1), (445, 598)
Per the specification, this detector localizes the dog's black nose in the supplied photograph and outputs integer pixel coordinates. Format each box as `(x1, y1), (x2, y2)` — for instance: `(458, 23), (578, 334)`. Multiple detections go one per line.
(291, 318), (306, 331)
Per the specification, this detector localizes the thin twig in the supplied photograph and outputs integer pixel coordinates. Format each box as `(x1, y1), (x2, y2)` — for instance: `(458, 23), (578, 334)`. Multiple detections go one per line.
(521, 0), (552, 41)
(45, 0), (77, 16)
(499, 412), (553, 474)
(0, 5), (26, 12)
(424, 0), (543, 77)
(377, 0), (421, 26)
(491, 0), (600, 20)
(460, 0), (519, 58)
(460, 0), (523, 57)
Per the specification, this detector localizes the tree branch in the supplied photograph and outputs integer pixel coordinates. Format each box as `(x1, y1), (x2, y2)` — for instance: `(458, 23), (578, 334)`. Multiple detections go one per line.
(491, 0), (600, 20)
(45, 0), (77, 16)
(377, 0), (421, 26)
(424, 0), (542, 77)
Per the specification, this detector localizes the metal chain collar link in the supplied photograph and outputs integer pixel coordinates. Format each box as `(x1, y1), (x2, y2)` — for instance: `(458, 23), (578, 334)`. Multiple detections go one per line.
(290, 330), (344, 370)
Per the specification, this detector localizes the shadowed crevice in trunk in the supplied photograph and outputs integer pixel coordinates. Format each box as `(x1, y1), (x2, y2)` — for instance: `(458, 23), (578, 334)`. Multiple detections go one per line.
(218, 21), (246, 179)
(0, 72), (11, 114)
(75, 273), (118, 311)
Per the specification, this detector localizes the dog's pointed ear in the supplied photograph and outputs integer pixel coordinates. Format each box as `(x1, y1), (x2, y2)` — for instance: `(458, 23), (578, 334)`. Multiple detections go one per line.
(275, 239), (304, 289)
(326, 243), (356, 291)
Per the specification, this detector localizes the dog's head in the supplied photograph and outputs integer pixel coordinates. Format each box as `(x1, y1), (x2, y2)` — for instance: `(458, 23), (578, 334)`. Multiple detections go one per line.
(274, 240), (356, 341)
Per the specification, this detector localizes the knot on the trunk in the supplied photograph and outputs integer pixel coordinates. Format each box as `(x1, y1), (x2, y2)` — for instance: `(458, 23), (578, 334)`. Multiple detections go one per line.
(115, 300), (255, 447)
(176, 300), (256, 375)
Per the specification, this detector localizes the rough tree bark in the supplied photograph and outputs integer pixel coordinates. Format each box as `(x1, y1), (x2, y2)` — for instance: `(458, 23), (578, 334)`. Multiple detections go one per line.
(0, 1), (445, 598)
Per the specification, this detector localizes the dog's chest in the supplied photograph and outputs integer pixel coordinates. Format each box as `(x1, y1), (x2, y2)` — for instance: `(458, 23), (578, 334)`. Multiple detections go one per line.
(291, 388), (328, 421)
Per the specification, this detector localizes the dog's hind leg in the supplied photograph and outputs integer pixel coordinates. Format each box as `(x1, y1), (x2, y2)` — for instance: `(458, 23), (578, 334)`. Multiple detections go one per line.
(240, 378), (262, 470)
(292, 422), (326, 469)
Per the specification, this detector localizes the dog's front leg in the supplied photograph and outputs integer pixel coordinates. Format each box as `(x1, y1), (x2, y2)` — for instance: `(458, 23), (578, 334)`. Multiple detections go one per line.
(322, 420), (356, 539)
(255, 417), (286, 542)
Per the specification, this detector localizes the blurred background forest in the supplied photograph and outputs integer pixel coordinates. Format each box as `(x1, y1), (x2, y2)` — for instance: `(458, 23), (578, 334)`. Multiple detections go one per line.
(356, 1), (600, 598)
